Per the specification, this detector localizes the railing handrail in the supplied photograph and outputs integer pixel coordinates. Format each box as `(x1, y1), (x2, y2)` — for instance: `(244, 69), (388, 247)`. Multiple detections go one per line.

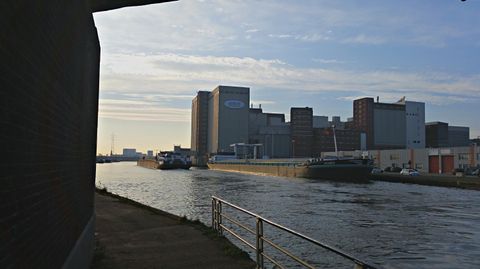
(212, 195), (379, 269)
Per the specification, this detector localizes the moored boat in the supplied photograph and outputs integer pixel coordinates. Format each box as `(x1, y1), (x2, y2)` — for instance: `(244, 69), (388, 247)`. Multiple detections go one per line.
(207, 157), (373, 181)
(207, 125), (373, 181)
(158, 152), (192, 170)
(299, 157), (373, 181)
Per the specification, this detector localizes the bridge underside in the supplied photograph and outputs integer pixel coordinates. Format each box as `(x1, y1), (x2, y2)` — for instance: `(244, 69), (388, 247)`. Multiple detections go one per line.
(91, 0), (176, 12)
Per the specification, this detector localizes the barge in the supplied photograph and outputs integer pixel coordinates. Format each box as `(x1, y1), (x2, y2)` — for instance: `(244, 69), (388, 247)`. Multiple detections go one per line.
(208, 126), (373, 181)
(137, 152), (192, 170)
(157, 151), (192, 170)
(207, 157), (373, 181)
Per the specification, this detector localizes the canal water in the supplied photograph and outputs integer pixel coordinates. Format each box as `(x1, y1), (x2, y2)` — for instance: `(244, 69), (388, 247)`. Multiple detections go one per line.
(96, 162), (480, 269)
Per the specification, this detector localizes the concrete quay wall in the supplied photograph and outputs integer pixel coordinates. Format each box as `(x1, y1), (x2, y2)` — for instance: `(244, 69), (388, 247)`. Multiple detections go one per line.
(209, 163), (480, 190)
(137, 159), (160, 169)
(370, 173), (480, 190)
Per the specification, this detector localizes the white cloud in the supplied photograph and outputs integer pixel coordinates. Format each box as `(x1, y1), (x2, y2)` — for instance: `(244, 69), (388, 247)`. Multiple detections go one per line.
(342, 34), (386, 45)
(123, 93), (193, 100)
(312, 58), (346, 64)
(98, 98), (190, 122)
(268, 34), (292, 39)
(337, 93), (473, 106)
(296, 33), (331, 42)
(99, 53), (480, 109)
(93, 0), (480, 59)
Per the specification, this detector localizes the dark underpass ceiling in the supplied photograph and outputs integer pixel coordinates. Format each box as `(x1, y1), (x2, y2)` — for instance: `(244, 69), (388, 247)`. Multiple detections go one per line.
(91, 0), (177, 12)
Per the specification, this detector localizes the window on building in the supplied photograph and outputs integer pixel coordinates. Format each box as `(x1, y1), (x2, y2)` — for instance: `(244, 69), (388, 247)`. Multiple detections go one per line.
(390, 153), (400, 160)
(458, 153), (469, 161)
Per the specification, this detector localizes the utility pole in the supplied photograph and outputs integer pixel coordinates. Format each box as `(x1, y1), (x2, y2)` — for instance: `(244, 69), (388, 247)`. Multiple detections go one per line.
(110, 133), (115, 156)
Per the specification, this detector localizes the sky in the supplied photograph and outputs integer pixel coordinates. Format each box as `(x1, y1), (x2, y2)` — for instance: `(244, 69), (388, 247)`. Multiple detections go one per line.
(93, 0), (480, 155)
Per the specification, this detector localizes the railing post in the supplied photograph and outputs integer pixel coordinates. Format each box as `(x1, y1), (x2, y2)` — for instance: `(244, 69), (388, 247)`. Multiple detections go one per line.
(211, 198), (215, 230)
(256, 217), (264, 269)
(217, 201), (223, 236)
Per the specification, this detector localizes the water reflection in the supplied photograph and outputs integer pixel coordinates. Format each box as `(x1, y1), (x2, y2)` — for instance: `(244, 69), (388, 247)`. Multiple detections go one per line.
(96, 162), (480, 269)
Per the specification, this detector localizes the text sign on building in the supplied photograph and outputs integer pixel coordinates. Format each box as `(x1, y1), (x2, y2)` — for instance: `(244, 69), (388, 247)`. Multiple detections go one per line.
(224, 100), (245, 109)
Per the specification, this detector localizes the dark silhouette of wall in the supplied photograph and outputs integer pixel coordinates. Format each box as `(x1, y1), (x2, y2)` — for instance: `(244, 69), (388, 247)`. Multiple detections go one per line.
(1, 0), (173, 268)
(92, 0), (175, 12)
(1, 1), (99, 268)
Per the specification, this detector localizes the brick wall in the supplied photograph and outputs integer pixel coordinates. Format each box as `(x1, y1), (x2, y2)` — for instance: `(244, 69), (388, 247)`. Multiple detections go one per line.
(0, 1), (99, 268)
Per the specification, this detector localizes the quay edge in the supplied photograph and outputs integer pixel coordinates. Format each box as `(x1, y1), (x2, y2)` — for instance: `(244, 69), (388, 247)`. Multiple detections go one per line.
(370, 172), (480, 190)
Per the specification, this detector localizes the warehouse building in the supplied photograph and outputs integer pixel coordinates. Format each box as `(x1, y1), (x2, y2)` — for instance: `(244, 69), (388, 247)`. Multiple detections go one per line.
(321, 144), (479, 174)
(425, 122), (470, 148)
(248, 107), (291, 158)
(353, 97), (425, 150)
(190, 86), (250, 165)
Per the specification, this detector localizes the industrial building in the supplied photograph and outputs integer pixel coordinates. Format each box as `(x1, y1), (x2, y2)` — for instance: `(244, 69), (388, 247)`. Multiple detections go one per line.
(248, 107), (291, 158)
(313, 116), (329, 128)
(448, 126), (470, 147)
(353, 97), (425, 150)
(312, 128), (361, 155)
(425, 122), (470, 148)
(322, 144), (479, 174)
(191, 90), (472, 163)
(190, 86), (250, 165)
(122, 148), (137, 157)
(190, 91), (210, 165)
(191, 87), (293, 164)
(208, 86), (250, 153)
(404, 100), (426, 149)
(290, 107), (314, 157)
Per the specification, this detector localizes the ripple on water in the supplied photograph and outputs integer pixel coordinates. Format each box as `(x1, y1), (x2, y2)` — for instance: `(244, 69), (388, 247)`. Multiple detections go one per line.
(96, 162), (480, 269)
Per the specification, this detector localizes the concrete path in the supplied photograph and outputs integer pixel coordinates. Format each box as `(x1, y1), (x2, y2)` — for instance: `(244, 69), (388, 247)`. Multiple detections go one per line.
(92, 192), (255, 269)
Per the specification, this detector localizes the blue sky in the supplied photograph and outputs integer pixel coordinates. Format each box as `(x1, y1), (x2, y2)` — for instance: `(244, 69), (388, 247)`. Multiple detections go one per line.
(93, 0), (480, 154)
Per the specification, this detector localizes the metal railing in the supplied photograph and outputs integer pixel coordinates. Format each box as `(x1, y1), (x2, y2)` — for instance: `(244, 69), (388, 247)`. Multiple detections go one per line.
(212, 196), (379, 269)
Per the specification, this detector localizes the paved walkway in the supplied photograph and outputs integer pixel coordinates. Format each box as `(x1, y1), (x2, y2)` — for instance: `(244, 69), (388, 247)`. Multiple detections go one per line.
(92, 192), (255, 269)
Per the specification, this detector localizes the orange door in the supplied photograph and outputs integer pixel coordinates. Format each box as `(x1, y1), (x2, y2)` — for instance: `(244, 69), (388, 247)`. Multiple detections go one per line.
(441, 155), (454, 174)
(429, 156), (439, 174)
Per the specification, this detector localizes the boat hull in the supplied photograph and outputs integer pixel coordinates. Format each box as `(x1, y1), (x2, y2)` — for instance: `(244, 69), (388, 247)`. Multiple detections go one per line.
(137, 159), (191, 170)
(158, 163), (192, 170)
(208, 160), (372, 181)
(298, 164), (372, 181)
